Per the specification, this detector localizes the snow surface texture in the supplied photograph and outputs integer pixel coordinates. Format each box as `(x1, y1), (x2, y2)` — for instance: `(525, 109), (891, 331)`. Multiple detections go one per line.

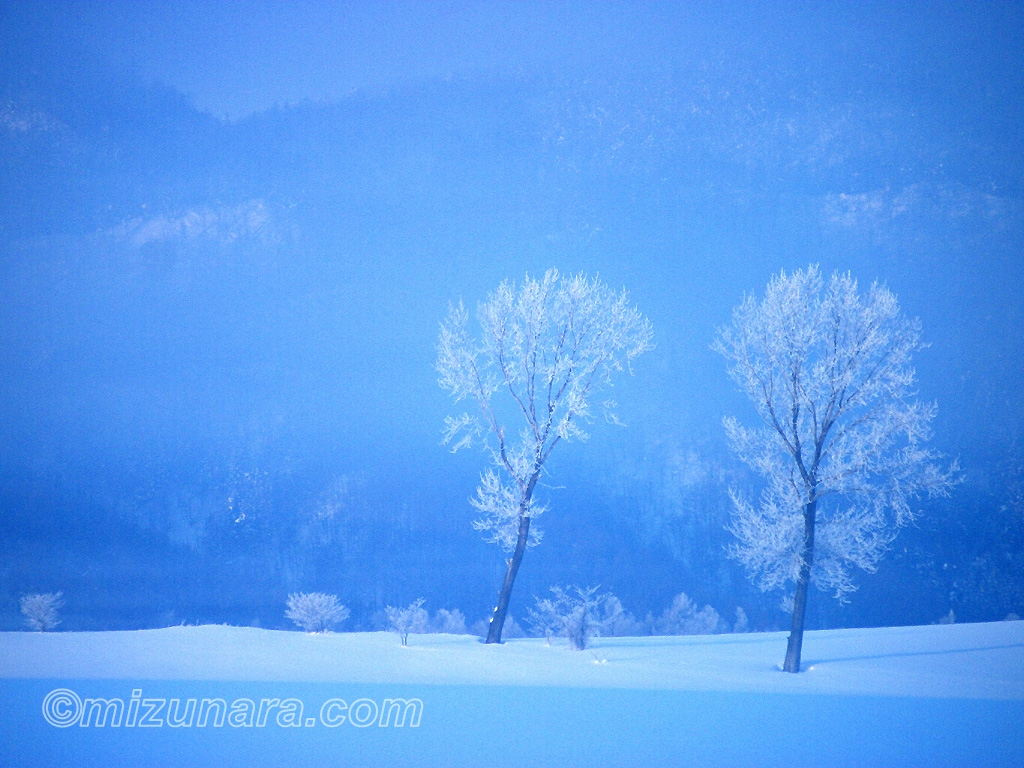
(1, 621), (1022, 700)
(1, 622), (1022, 767)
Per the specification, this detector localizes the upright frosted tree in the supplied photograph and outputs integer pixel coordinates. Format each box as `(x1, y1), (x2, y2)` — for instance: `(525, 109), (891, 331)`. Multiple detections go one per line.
(437, 269), (653, 643)
(714, 265), (958, 672)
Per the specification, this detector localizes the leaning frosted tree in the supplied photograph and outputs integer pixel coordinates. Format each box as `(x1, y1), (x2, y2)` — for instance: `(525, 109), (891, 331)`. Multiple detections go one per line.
(714, 265), (958, 672)
(437, 269), (653, 643)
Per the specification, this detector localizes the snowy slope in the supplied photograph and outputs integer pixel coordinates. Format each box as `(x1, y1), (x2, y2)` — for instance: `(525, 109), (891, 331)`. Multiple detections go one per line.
(2, 621), (1022, 699)
(1, 622), (1022, 768)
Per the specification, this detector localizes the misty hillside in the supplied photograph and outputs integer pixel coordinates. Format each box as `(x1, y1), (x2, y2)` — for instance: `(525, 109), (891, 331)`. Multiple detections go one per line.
(1, 13), (1023, 634)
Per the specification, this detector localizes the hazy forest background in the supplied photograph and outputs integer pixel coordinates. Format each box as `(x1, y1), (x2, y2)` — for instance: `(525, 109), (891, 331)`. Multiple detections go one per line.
(1, 2), (1022, 634)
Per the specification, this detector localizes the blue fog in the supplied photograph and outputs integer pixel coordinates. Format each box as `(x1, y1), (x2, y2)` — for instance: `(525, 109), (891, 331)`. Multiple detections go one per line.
(1, 2), (1022, 633)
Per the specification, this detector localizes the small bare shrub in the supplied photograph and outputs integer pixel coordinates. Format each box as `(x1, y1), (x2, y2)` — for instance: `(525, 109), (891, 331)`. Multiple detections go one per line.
(285, 592), (350, 633)
(21, 592), (64, 632)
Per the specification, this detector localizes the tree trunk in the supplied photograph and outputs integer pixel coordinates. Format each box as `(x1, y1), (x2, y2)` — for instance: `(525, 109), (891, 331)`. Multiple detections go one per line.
(485, 514), (531, 644)
(783, 497), (817, 673)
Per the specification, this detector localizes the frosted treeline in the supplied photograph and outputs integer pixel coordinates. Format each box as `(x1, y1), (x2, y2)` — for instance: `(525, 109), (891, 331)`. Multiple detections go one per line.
(526, 587), (746, 649)
(283, 590), (746, 646)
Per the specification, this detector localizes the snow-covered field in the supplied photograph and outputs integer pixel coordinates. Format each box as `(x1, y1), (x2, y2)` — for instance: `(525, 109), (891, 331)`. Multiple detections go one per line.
(2, 621), (1022, 767)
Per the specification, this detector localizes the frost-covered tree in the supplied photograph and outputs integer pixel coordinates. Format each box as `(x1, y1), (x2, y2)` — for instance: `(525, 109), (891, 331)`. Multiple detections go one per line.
(430, 608), (469, 634)
(285, 592), (350, 633)
(733, 607), (749, 633)
(651, 592), (725, 636)
(21, 592), (64, 632)
(437, 269), (653, 644)
(386, 598), (429, 646)
(526, 585), (623, 650)
(714, 266), (958, 672)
